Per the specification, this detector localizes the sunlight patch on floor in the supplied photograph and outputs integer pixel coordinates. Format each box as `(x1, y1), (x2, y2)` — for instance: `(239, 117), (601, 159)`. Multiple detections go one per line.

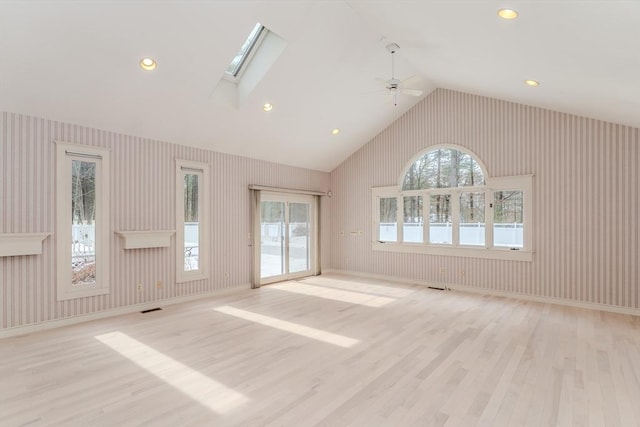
(268, 282), (396, 307)
(214, 305), (359, 348)
(95, 331), (248, 414)
(301, 276), (415, 298)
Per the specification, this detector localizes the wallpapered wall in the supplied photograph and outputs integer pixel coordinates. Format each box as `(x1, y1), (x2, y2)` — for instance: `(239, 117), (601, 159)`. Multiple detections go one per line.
(0, 112), (329, 330)
(329, 89), (639, 310)
(2, 87), (638, 331)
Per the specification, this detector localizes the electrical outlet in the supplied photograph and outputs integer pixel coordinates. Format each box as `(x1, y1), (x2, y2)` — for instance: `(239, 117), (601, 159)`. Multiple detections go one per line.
(440, 268), (446, 274)
(224, 272), (229, 279)
(137, 283), (143, 292)
(156, 280), (163, 289)
(460, 270), (465, 277)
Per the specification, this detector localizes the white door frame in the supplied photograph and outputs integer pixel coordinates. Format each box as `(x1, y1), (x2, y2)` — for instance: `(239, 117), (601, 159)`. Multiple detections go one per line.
(257, 191), (318, 286)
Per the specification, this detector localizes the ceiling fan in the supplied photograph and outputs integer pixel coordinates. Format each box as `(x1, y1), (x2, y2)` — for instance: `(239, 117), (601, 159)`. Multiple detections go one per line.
(376, 43), (423, 106)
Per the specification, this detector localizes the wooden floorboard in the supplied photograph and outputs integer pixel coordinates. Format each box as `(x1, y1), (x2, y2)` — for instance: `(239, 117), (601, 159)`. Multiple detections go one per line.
(1, 273), (639, 427)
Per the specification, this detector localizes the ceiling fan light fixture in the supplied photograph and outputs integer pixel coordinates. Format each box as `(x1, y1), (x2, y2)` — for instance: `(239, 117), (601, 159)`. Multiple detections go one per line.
(263, 103), (273, 112)
(524, 79), (539, 87)
(139, 57), (157, 71)
(498, 8), (519, 20)
(331, 128), (340, 135)
(385, 43), (400, 54)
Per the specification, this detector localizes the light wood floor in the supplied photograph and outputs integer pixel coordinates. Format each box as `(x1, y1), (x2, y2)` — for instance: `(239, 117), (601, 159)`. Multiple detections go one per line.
(1, 273), (639, 427)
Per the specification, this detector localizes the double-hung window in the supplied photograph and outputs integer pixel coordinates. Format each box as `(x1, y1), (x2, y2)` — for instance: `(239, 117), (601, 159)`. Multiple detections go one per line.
(56, 142), (110, 300)
(176, 160), (209, 282)
(372, 146), (533, 261)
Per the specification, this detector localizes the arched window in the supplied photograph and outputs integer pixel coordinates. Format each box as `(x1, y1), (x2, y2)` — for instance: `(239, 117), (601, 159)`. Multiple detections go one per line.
(372, 145), (533, 261)
(402, 147), (485, 190)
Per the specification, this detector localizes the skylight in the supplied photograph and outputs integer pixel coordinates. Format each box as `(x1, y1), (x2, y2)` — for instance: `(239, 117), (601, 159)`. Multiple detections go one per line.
(225, 23), (266, 78)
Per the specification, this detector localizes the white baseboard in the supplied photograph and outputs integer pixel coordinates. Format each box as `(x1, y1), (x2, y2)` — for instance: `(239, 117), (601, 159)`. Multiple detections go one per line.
(5, 270), (637, 339)
(0, 284), (252, 339)
(322, 269), (640, 317)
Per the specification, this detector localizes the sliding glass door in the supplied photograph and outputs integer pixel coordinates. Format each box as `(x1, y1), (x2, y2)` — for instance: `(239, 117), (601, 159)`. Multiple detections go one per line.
(260, 200), (286, 279)
(288, 202), (311, 274)
(259, 193), (316, 285)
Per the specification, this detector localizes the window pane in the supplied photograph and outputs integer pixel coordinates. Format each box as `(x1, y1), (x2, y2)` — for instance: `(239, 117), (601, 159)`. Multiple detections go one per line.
(289, 202), (310, 273)
(493, 191), (524, 248)
(457, 152), (484, 187)
(226, 23), (264, 76)
(184, 173), (199, 271)
(403, 196), (423, 243)
(379, 197), (397, 242)
(429, 194), (452, 244)
(260, 201), (285, 278)
(71, 160), (96, 286)
(402, 148), (485, 190)
(459, 192), (485, 246)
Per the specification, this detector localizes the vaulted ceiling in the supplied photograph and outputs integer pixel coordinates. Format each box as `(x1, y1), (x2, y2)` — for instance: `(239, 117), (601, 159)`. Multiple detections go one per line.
(1, 1), (638, 172)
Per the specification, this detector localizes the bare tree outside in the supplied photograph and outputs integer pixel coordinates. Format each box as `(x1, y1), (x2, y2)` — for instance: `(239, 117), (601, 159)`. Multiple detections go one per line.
(379, 197), (397, 241)
(183, 173), (200, 271)
(184, 174), (199, 222)
(385, 147), (524, 247)
(402, 148), (485, 223)
(71, 160), (96, 285)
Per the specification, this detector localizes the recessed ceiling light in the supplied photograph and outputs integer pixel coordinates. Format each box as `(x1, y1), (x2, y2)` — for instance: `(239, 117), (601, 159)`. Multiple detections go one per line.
(331, 128), (340, 135)
(263, 103), (273, 112)
(524, 79), (540, 87)
(139, 57), (157, 71)
(498, 8), (519, 20)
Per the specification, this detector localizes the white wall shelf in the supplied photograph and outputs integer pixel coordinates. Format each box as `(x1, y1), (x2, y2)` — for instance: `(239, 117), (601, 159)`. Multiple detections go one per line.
(0, 233), (51, 257)
(115, 230), (175, 249)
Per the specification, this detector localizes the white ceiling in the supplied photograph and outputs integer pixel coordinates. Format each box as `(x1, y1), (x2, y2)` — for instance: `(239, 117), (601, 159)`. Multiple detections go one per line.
(1, 1), (638, 172)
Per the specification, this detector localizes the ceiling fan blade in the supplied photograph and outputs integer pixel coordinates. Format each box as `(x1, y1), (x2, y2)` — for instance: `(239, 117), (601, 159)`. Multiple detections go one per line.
(401, 75), (421, 87)
(375, 77), (389, 88)
(402, 88), (423, 97)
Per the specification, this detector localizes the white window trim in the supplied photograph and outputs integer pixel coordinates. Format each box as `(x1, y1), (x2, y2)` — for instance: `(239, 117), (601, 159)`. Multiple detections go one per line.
(176, 160), (210, 283)
(372, 175), (534, 262)
(55, 141), (110, 301)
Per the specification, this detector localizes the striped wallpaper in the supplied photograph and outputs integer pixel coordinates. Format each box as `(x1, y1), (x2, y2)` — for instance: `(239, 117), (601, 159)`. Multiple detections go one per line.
(0, 112), (329, 330)
(330, 89), (639, 310)
(1, 87), (638, 331)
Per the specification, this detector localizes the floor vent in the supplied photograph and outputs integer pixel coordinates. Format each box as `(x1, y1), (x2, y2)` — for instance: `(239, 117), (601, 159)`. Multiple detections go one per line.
(140, 307), (162, 314)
